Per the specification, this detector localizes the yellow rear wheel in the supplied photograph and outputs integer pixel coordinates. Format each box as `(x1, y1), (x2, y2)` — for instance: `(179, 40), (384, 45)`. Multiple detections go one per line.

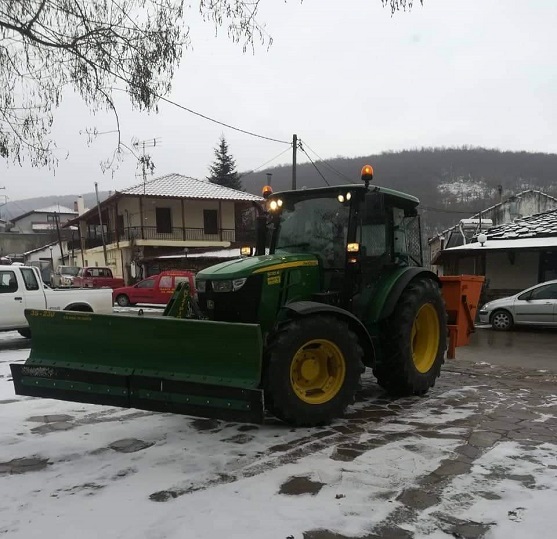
(411, 303), (440, 373)
(290, 339), (346, 404)
(374, 277), (446, 396)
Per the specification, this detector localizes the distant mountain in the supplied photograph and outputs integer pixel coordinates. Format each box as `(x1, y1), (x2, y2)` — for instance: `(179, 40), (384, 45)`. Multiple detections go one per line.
(1, 191), (112, 221)
(240, 147), (557, 236)
(3, 147), (557, 240)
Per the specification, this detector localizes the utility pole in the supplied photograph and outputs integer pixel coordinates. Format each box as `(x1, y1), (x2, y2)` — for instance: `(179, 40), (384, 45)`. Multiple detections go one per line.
(54, 213), (65, 265)
(291, 134), (297, 190)
(0, 187), (6, 220)
(95, 182), (108, 265)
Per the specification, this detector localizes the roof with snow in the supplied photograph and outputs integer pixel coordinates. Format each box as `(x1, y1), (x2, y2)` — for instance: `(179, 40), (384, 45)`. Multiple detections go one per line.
(428, 189), (557, 244)
(120, 174), (263, 202)
(432, 208), (557, 263)
(12, 205), (78, 222)
(34, 205), (77, 214)
(482, 208), (557, 240)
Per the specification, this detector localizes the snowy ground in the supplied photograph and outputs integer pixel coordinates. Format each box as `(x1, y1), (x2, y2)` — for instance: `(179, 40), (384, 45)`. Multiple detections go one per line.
(1, 330), (556, 539)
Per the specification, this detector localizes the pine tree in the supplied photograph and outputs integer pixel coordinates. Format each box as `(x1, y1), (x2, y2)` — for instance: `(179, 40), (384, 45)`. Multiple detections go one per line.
(207, 136), (243, 191)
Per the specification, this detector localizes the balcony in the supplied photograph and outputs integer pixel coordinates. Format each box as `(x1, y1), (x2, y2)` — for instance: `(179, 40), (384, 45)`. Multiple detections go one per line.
(67, 226), (255, 250)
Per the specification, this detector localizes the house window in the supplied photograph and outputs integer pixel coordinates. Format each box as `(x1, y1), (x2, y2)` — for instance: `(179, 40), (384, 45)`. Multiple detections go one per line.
(203, 210), (219, 235)
(156, 208), (172, 234)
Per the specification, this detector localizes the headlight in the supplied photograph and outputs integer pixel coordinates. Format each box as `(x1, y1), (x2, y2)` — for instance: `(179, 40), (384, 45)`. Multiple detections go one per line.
(481, 303), (491, 311)
(196, 280), (206, 293)
(212, 278), (247, 293)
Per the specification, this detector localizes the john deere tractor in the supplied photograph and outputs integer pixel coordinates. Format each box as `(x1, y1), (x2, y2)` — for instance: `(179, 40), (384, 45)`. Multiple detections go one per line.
(11, 166), (447, 426)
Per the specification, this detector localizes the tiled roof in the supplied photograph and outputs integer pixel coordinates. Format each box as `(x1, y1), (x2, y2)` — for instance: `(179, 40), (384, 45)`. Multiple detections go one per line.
(481, 208), (557, 240)
(120, 173), (263, 202)
(428, 189), (557, 243)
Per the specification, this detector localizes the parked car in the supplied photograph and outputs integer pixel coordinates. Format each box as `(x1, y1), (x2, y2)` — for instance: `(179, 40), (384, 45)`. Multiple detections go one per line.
(0, 264), (113, 338)
(72, 266), (125, 289)
(479, 279), (557, 330)
(50, 265), (81, 288)
(112, 270), (195, 307)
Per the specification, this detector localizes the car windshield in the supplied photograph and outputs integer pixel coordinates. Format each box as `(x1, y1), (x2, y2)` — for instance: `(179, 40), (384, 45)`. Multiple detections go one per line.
(275, 195), (349, 268)
(60, 266), (80, 276)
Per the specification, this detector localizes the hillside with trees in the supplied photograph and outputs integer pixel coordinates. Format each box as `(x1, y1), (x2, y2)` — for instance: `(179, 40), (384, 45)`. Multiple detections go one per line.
(241, 147), (557, 237)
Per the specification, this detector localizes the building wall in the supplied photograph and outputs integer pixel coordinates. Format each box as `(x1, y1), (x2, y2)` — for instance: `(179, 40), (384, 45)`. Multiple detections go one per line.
(13, 212), (77, 233)
(115, 198), (235, 230)
(485, 251), (539, 290)
(0, 232), (58, 257)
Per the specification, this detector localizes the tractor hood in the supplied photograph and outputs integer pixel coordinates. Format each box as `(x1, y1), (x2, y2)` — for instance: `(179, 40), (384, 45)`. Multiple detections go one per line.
(196, 253), (319, 280)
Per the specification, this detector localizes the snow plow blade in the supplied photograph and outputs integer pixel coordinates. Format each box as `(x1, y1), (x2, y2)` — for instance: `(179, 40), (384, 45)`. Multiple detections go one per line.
(10, 309), (264, 423)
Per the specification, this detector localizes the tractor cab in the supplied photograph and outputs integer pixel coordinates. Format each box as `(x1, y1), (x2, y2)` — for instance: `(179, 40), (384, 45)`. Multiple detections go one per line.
(263, 168), (423, 313)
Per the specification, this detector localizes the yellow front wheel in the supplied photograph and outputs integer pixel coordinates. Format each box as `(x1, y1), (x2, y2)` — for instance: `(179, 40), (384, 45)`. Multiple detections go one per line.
(290, 339), (346, 405)
(264, 316), (364, 427)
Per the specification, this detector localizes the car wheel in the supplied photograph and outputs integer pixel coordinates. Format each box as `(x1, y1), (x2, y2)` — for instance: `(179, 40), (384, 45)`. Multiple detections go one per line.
(491, 309), (513, 331)
(116, 294), (130, 307)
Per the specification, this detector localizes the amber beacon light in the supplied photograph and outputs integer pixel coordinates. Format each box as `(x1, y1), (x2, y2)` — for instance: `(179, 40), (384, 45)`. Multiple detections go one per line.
(361, 165), (374, 184)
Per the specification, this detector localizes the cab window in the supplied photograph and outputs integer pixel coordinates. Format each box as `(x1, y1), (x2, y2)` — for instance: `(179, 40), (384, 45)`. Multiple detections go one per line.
(20, 268), (40, 291)
(137, 278), (155, 289)
(159, 276), (172, 288)
(529, 283), (557, 300)
(0, 271), (18, 293)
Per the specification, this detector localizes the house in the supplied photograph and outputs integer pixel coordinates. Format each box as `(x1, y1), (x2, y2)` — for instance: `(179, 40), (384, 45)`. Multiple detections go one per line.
(428, 189), (557, 272)
(65, 174), (263, 282)
(10, 205), (78, 234)
(432, 208), (557, 302)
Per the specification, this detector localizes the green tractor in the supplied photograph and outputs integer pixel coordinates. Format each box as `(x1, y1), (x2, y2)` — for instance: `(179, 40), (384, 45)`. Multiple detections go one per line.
(11, 166), (447, 426)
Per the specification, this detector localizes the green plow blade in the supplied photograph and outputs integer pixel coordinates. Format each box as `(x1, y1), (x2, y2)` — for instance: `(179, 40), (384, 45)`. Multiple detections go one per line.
(11, 309), (264, 423)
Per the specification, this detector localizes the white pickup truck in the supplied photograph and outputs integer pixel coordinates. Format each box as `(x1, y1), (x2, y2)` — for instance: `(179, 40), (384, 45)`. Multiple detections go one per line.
(0, 265), (113, 338)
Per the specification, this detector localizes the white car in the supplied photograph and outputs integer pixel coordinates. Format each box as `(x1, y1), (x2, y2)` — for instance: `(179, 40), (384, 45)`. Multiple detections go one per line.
(0, 264), (113, 338)
(479, 279), (557, 330)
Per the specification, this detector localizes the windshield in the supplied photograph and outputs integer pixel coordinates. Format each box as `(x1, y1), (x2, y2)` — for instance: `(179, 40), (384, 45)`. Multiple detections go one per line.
(60, 266), (80, 276)
(275, 196), (349, 268)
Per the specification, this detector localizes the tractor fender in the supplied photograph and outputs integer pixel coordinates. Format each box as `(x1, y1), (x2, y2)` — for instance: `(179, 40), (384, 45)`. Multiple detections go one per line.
(281, 301), (375, 367)
(379, 268), (441, 320)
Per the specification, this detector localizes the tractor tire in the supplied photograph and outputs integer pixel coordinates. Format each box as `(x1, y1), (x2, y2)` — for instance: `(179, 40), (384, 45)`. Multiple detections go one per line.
(116, 294), (130, 307)
(490, 309), (513, 331)
(263, 315), (364, 427)
(374, 278), (447, 397)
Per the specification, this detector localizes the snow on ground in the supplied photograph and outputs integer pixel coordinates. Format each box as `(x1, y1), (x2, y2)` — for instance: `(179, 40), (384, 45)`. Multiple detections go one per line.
(413, 441), (557, 539)
(1, 330), (556, 538)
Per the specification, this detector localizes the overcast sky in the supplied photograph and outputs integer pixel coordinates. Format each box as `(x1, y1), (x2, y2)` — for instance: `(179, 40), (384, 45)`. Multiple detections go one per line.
(2, 0), (557, 202)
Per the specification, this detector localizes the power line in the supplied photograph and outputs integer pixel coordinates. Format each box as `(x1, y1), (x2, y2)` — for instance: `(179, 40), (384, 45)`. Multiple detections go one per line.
(156, 95), (290, 145)
(239, 146), (292, 181)
(301, 140), (358, 184)
(298, 142), (331, 186)
(111, 87), (290, 145)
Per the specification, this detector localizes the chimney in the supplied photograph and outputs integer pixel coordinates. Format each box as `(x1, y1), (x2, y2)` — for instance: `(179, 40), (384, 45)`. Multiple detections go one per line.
(76, 196), (86, 215)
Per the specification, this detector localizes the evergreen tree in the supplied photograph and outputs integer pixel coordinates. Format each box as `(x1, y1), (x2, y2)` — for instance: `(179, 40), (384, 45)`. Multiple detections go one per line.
(207, 136), (243, 191)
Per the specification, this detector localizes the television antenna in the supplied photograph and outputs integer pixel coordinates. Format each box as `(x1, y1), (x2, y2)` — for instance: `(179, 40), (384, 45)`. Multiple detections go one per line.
(132, 138), (161, 194)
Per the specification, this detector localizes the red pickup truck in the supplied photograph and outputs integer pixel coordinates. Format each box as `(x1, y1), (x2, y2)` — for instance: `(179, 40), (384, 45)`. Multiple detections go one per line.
(112, 270), (195, 306)
(73, 267), (125, 289)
